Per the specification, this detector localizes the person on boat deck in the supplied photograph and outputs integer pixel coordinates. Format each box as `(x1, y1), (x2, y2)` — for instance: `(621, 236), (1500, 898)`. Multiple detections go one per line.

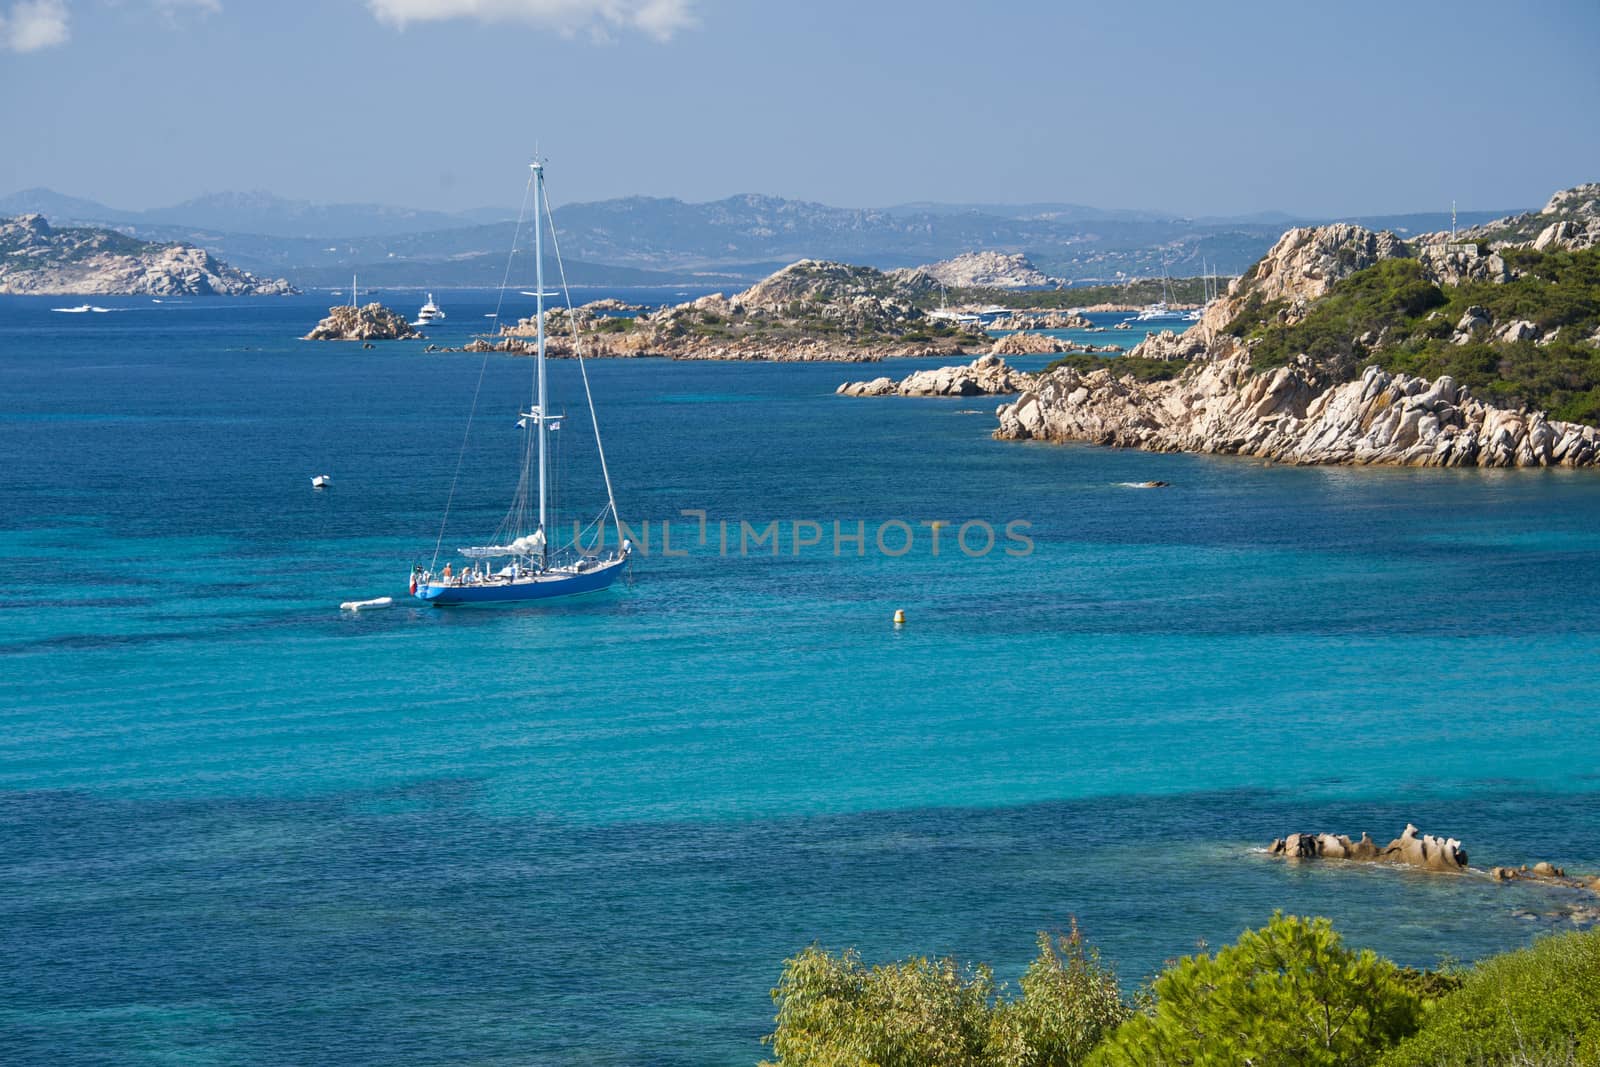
(511, 560), (520, 581)
(442, 563), (452, 581)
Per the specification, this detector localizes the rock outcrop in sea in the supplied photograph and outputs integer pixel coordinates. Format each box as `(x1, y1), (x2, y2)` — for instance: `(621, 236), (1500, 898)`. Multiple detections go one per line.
(1268, 824), (1600, 924)
(1270, 824), (1467, 871)
(0, 214), (297, 296)
(304, 303), (419, 341)
(836, 355), (1029, 397)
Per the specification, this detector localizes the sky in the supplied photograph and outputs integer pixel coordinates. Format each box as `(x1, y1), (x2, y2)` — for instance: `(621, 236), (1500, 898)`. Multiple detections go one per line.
(2, 0), (1598, 217)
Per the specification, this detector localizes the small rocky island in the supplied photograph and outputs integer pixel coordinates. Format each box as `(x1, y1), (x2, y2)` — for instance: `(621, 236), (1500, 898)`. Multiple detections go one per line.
(472, 260), (991, 362)
(448, 259), (1123, 364)
(0, 214), (297, 295)
(994, 183), (1600, 468)
(304, 303), (419, 341)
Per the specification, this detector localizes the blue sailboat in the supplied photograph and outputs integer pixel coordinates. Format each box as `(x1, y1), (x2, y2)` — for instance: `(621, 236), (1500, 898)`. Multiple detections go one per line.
(412, 159), (630, 606)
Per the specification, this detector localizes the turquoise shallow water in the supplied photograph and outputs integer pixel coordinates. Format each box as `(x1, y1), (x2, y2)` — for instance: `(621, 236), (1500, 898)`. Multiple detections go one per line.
(2, 293), (1599, 1064)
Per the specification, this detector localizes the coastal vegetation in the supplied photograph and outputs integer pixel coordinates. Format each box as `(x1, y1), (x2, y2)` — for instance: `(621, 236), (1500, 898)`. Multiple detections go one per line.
(764, 917), (1600, 1067)
(1229, 246), (1600, 424)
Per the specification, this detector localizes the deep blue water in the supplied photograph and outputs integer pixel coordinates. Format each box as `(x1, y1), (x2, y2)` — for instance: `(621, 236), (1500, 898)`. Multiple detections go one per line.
(2, 292), (1599, 1065)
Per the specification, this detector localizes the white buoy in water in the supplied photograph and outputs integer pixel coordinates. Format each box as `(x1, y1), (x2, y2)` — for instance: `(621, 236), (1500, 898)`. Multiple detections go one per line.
(341, 596), (393, 611)
(893, 608), (906, 626)
(311, 475), (331, 488)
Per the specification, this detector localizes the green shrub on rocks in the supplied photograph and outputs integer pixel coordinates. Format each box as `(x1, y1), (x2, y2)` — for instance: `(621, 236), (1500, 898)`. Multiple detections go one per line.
(1236, 246), (1600, 423)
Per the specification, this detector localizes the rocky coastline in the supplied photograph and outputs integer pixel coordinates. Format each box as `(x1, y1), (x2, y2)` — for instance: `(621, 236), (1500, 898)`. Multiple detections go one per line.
(992, 184), (1600, 468)
(0, 214), (296, 296)
(994, 349), (1600, 467)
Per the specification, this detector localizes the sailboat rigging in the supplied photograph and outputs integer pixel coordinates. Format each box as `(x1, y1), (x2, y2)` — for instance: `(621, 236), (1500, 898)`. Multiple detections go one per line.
(410, 159), (630, 605)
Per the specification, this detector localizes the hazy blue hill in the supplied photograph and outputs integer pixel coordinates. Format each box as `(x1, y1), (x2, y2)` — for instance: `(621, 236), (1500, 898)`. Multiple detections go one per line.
(0, 187), (135, 225)
(0, 186), (1536, 288)
(883, 200), (1174, 222)
(137, 190), (481, 238)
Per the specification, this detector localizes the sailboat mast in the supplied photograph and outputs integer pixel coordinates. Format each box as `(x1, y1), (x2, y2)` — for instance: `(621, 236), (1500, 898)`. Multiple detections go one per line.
(351, 273), (357, 310)
(533, 160), (548, 558)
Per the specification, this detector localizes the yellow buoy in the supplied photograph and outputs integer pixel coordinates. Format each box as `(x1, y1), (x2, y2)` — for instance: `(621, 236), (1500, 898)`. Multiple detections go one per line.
(893, 609), (906, 626)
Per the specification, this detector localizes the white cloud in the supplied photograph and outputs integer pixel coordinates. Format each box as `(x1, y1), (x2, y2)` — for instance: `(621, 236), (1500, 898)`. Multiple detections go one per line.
(0, 0), (70, 52)
(0, 0), (220, 52)
(367, 0), (696, 41)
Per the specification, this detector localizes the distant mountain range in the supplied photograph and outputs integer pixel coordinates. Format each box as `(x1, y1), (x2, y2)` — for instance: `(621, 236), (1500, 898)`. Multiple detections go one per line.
(0, 186), (1520, 289)
(0, 188), (513, 239)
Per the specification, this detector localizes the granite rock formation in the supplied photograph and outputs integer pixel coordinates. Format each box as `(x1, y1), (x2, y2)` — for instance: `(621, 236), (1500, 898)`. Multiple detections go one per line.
(0, 214), (296, 296)
(995, 351), (1600, 467)
(304, 303), (419, 341)
(1270, 824), (1467, 871)
(837, 355), (1030, 397)
(913, 251), (1059, 289)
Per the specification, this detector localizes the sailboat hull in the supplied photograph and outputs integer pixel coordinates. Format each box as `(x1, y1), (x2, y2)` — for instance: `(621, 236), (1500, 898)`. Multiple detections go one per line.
(414, 557), (625, 606)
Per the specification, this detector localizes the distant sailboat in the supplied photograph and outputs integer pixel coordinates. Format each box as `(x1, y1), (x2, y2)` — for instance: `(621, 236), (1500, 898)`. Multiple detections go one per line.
(1184, 260), (1222, 322)
(410, 159), (630, 606)
(1130, 258), (1189, 323)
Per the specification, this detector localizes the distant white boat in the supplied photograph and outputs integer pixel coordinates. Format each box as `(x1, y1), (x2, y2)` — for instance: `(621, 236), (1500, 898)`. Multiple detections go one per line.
(311, 475), (331, 488)
(1128, 257), (1190, 323)
(928, 284), (980, 324)
(52, 305), (113, 313)
(340, 596), (394, 611)
(1134, 301), (1188, 322)
(416, 293), (446, 325)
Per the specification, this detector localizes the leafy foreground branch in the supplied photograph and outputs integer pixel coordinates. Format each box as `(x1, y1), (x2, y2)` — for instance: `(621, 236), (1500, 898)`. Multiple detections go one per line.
(763, 914), (1600, 1067)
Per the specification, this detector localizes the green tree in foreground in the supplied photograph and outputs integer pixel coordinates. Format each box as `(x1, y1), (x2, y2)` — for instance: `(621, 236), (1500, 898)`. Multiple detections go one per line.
(762, 946), (998, 1067)
(762, 924), (1130, 1067)
(1087, 912), (1421, 1067)
(1379, 927), (1600, 1067)
(996, 924), (1135, 1067)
